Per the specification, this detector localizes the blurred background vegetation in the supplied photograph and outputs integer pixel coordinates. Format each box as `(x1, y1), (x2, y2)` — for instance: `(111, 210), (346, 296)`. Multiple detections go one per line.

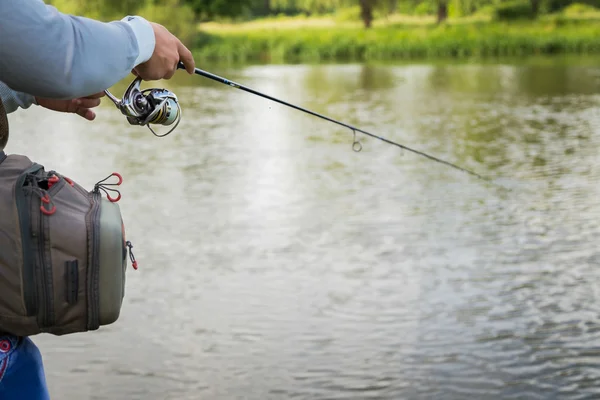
(45, 0), (600, 62)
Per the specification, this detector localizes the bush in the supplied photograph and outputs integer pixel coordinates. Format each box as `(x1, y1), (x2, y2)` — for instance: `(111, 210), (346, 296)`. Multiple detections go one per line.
(541, 0), (600, 13)
(414, 1), (437, 15)
(473, 4), (497, 17)
(334, 6), (362, 22)
(492, 0), (536, 20)
(562, 2), (600, 15)
(194, 19), (600, 63)
(136, 0), (197, 46)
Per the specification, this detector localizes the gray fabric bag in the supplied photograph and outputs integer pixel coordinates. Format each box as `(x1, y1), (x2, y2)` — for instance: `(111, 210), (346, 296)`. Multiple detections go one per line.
(0, 98), (137, 337)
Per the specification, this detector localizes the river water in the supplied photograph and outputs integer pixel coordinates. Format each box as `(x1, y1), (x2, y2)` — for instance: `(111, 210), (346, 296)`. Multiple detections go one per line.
(6, 57), (600, 399)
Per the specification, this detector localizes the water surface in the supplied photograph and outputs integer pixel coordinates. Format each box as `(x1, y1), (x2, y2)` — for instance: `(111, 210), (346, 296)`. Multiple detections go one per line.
(6, 57), (600, 399)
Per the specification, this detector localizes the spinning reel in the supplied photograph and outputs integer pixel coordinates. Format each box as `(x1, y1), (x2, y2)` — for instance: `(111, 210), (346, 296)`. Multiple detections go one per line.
(104, 76), (181, 137)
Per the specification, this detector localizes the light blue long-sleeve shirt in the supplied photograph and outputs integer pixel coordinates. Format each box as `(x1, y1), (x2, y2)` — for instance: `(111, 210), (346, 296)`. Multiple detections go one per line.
(0, 0), (156, 114)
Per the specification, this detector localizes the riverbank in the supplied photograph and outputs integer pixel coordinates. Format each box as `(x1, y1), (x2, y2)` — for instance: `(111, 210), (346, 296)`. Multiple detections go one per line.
(191, 11), (600, 64)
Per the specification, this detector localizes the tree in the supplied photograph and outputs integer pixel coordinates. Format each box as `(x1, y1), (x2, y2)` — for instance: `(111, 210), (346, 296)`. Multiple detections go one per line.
(437, 0), (448, 23)
(359, 0), (376, 27)
(183, 0), (254, 18)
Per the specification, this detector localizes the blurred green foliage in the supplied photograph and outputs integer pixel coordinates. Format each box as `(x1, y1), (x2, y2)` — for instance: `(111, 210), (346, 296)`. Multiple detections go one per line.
(192, 17), (600, 62)
(492, 0), (535, 20)
(46, 0), (404, 27)
(45, 0), (600, 24)
(44, 0), (600, 60)
(46, 0), (197, 43)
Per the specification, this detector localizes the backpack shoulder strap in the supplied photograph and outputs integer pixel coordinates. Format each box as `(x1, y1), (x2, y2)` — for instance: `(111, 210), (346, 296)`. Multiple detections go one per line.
(0, 97), (7, 152)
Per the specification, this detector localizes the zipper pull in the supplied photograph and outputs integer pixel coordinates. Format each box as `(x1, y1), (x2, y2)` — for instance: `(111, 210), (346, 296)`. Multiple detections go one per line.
(94, 172), (123, 202)
(47, 175), (59, 189)
(126, 240), (138, 270)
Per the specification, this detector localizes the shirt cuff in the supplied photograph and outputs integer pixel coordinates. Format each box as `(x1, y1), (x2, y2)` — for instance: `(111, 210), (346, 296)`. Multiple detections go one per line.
(0, 81), (36, 114)
(121, 16), (156, 67)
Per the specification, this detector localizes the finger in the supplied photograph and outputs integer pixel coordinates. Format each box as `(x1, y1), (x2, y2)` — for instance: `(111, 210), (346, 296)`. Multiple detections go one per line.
(75, 107), (96, 121)
(164, 69), (176, 80)
(136, 67), (161, 81)
(163, 63), (177, 80)
(177, 42), (195, 74)
(131, 69), (139, 77)
(74, 98), (101, 109)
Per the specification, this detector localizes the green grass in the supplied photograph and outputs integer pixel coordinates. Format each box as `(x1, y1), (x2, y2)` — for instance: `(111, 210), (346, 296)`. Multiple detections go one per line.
(191, 12), (600, 64)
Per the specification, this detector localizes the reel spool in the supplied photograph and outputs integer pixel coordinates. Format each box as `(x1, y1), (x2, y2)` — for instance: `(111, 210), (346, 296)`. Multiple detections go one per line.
(104, 76), (181, 137)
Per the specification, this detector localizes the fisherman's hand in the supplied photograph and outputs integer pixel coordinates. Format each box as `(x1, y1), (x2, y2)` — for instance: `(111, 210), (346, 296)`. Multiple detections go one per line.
(132, 22), (195, 81)
(35, 92), (105, 121)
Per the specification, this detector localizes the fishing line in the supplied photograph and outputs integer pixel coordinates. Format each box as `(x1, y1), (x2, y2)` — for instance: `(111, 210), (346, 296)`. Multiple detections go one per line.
(176, 62), (492, 183)
(105, 62), (500, 186)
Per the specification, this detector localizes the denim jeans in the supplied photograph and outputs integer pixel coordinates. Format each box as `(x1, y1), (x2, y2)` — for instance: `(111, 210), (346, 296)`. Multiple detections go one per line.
(0, 335), (50, 399)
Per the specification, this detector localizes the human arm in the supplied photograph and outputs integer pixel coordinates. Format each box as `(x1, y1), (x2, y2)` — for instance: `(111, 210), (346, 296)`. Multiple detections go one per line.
(1, 80), (103, 120)
(0, 0), (191, 100)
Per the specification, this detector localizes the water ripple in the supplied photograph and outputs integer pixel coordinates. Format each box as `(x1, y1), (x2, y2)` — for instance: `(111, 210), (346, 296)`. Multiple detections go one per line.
(6, 60), (600, 399)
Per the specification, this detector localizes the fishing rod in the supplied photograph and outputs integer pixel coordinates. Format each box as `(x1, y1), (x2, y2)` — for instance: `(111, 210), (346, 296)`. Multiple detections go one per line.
(104, 62), (490, 183)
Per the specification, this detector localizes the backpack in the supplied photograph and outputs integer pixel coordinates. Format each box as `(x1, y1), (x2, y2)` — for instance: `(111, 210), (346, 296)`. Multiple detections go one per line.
(0, 99), (137, 337)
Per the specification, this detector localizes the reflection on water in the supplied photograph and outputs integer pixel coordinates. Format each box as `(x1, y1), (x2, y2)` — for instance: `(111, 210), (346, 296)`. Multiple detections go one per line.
(6, 57), (600, 399)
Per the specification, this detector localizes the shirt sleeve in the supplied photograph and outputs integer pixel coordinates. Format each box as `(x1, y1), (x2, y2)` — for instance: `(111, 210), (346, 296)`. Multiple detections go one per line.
(0, 0), (156, 100)
(0, 81), (37, 114)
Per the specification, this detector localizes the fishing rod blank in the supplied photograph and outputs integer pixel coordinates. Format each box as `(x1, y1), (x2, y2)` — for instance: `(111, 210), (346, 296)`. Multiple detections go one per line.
(176, 62), (489, 182)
